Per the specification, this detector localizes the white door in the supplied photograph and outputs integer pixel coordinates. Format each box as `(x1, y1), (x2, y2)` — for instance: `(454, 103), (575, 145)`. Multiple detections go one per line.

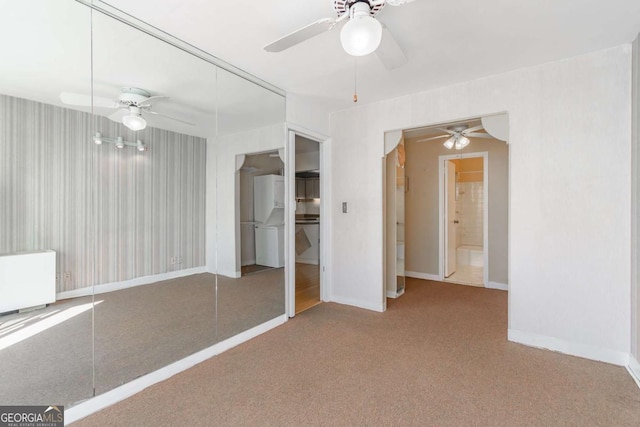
(445, 160), (457, 277)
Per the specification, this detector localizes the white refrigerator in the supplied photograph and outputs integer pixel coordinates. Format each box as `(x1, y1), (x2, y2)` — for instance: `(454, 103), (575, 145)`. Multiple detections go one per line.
(254, 174), (285, 268)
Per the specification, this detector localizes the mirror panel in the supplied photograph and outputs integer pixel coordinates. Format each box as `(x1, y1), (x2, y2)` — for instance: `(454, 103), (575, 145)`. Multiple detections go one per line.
(0, 0), (287, 408)
(90, 10), (217, 393)
(0, 0), (94, 406)
(215, 69), (286, 341)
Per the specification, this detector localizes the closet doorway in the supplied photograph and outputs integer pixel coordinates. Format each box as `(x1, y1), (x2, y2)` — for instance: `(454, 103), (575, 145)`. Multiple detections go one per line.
(286, 131), (328, 316)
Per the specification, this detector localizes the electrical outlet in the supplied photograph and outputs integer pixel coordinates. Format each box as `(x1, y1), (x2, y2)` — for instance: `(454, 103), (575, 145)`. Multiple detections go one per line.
(63, 272), (71, 285)
(55, 273), (61, 285)
(177, 256), (183, 264)
(170, 257), (177, 265)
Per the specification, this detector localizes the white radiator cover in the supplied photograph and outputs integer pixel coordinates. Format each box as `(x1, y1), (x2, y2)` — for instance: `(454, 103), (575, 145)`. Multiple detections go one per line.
(0, 250), (56, 313)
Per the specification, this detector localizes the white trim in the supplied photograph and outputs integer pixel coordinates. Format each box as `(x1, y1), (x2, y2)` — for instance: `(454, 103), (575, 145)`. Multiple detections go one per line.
(217, 270), (242, 279)
(56, 267), (207, 300)
(331, 295), (384, 312)
(65, 314), (287, 424)
(386, 288), (405, 299)
(405, 271), (441, 281)
(508, 329), (630, 366)
(627, 356), (640, 390)
(486, 281), (508, 291)
(295, 258), (319, 265)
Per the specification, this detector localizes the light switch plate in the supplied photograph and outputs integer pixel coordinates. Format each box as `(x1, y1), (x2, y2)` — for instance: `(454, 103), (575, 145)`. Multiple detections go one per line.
(342, 202), (348, 213)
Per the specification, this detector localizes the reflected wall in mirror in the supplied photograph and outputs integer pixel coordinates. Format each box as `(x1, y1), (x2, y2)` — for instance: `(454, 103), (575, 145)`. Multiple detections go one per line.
(212, 69), (286, 341)
(89, 10), (216, 394)
(0, 0), (94, 406)
(0, 0), (287, 408)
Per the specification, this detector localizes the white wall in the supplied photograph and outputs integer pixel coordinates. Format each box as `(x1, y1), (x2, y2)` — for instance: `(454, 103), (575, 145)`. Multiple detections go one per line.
(329, 45), (632, 364)
(286, 94), (333, 137)
(631, 34), (640, 375)
(206, 123), (285, 277)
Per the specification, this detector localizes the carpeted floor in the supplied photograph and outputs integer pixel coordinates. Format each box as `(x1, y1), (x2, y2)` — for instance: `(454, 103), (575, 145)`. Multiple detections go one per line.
(0, 271), (284, 406)
(73, 278), (640, 426)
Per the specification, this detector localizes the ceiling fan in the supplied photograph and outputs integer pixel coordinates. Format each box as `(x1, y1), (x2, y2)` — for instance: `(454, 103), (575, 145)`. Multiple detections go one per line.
(59, 87), (194, 131)
(264, 0), (415, 70)
(417, 124), (494, 150)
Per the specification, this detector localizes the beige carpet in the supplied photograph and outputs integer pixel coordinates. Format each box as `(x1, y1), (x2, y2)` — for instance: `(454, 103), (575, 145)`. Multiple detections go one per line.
(73, 279), (640, 426)
(0, 271), (284, 406)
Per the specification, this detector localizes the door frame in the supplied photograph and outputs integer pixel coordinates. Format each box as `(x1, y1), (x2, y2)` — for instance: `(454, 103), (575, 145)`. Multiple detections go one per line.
(438, 151), (489, 286)
(285, 126), (330, 318)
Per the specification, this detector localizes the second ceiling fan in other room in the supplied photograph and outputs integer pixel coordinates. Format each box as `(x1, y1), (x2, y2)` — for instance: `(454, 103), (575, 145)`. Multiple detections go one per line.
(417, 125), (494, 150)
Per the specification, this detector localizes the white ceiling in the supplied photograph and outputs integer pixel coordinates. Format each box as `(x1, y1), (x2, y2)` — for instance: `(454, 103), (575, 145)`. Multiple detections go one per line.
(0, 0), (284, 139)
(1, 0), (638, 137)
(101, 0), (640, 112)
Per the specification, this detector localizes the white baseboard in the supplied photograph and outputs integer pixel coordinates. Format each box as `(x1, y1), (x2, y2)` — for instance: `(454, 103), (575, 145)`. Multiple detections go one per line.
(56, 267), (208, 300)
(386, 288), (405, 298)
(486, 281), (508, 291)
(331, 295), (384, 312)
(508, 329), (630, 366)
(405, 271), (441, 281)
(65, 314), (288, 424)
(218, 270), (242, 279)
(295, 258), (319, 265)
(627, 355), (640, 390)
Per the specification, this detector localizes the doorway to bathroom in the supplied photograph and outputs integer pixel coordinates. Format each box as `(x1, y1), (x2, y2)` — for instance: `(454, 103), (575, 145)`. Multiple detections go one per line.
(440, 152), (488, 287)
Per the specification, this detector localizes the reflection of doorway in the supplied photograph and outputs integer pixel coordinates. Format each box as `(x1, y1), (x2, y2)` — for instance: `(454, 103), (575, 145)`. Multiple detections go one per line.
(238, 151), (284, 277)
(440, 153), (487, 287)
(294, 137), (321, 313)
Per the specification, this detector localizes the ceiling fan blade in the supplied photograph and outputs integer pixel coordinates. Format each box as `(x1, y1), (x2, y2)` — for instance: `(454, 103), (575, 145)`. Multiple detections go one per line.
(376, 24), (407, 70)
(463, 125), (485, 134)
(465, 132), (494, 139)
(108, 109), (126, 123)
(416, 134), (449, 142)
(435, 128), (456, 135)
(145, 110), (195, 126)
(60, 92), (117, 108)
(139, 95), (169, 106)
(386, 0), (416, 6)
(264, 17), (338, 52)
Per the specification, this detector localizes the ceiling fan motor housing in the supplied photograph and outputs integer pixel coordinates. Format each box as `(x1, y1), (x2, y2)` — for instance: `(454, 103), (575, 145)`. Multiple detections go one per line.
(334, 0), (384, 17)
(118, 87), (151, 106)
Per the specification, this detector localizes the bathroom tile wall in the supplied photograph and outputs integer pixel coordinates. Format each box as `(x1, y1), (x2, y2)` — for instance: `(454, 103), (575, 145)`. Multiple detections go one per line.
(456, 181), (483, 247)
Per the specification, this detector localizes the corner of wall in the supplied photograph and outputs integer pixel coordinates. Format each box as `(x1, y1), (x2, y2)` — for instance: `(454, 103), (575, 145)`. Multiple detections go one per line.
(508, 329), (630, 366)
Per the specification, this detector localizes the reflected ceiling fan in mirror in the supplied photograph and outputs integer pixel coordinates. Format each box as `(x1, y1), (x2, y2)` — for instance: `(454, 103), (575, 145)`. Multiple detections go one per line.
(417, 125), (493, 150)
(59, 87), (195, 131)
(264, 0), (415, 70)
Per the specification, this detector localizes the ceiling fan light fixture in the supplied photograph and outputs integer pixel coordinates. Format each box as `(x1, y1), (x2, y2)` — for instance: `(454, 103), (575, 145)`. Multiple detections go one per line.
(122, 107), (147, 131)
(443, 136), (455, 150)
(455, 136), (470, 150)
(340, 2), (382, 56)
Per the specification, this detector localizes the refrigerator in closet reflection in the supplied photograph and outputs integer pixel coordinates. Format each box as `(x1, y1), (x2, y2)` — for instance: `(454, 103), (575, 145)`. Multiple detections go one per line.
(254, 174), (285, 267)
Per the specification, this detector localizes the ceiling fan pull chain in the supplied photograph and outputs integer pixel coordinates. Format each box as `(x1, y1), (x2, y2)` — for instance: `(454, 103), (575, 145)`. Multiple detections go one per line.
(353, 57), (358, 103)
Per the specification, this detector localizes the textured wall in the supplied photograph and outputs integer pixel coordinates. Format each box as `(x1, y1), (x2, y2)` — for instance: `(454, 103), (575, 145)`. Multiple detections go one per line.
(632, 34), (639, 365)
(0, 94), (206, 292)
(329, 45), (631, 364)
